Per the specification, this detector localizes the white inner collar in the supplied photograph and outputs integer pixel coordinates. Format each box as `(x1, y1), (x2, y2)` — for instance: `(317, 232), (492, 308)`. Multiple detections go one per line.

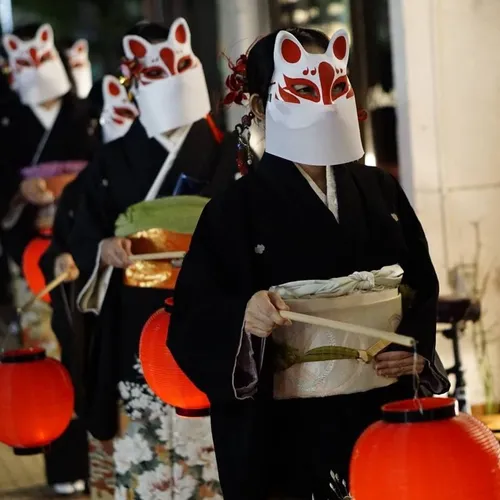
(295, 164), (339, 221)
(143, 119), (189, 153)
(30, 100), (62, 131)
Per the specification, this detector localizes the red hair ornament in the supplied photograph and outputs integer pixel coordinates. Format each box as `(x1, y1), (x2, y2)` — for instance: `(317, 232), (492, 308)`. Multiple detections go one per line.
(222, 52), (254, 176)
(223, 53), (249, 105)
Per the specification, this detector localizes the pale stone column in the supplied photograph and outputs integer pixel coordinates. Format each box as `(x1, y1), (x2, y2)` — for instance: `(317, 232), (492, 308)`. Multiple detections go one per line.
(216, 0), (271, 156)
(390, 0), (500, 405)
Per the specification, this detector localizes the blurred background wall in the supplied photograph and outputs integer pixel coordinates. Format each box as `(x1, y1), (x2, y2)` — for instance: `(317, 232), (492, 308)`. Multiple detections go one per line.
(391, 0), (500, 407)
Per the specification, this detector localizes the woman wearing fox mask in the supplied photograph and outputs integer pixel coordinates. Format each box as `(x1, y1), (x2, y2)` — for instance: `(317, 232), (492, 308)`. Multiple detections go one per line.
(0, 22), (98, 497)
(64, 20), (238, 498)
(38, 74), (139, 499)
(168, 28), (450, 499)
(0, 23), (98, 264)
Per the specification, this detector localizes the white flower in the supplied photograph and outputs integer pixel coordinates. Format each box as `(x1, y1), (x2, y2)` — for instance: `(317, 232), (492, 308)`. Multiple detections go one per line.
(136, 463), (172, 500)
(254, 244), (265, 254)
(118, 381), (130, 400)
(130, 409), (142, 420)
(155, 415), (171, 444)
(114, 484), (128, 500)
(173, 463), (197, 498)
(114, 439), (133, 476)
(131, 386), (142, 399)
(133, 357), (144, 375)
(201, 457), (219, 483)
(173, 417), (214, 464)
(114, 433), (153, 475)
(148, 400), (164, 420)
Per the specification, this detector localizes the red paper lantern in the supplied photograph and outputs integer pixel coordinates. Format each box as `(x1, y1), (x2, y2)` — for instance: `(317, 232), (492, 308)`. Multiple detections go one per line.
(351, 397), (500, 499)
(139, 299), (210, 417)
(0, 348), (74, 455)
(22, 231), (52, 303)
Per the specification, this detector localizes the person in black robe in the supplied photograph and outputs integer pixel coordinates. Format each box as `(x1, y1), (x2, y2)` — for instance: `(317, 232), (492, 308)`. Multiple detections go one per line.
(0, 50), (17, 341)
(0, 22), (98, 496)
(39, 74), (139, 499)
(168, 27), (450, 499)
(68, 20), (238, 498)
(0, 22), (98, 265)
(39, 169), (92, 496)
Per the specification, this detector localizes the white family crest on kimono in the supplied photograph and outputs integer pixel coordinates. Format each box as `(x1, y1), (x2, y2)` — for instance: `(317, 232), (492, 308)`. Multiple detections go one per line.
(65, 39), (93, 98)
(3, 24), (71, 105)
(265, 29), (364, 166)
(100, 75), (138, 144)
(122, 17), (211, 137)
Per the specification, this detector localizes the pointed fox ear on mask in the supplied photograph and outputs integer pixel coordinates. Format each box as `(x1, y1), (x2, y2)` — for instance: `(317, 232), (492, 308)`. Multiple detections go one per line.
(70, 39), (89, 56)
(122, 35), (150, 61)
(3, 33), (23, 55)
(265, 29), (364, 166)
(1, 23), (71, 105)
(167, 17), (192, 49)
(120, 17), (210, 138)
(36, 23), (55, 46)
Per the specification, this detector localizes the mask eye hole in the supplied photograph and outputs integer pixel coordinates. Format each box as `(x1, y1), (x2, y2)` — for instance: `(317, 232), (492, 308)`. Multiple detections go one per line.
(114, 107), (136, 120)
(39, 51), (53, 64)
(292, 84), (318, 98)
(177, 56), (193, 73)
(16, 59), (31, 67)
(142, 66), (167, 80)
(332, 81), (346, 97)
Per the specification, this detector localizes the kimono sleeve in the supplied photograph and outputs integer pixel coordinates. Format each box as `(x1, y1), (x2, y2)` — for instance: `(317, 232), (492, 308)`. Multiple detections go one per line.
(384, 174), (450, 394)
(168, 184), (256, 403)
(68, 149), (116, 314)
(39, 173), (86, 285)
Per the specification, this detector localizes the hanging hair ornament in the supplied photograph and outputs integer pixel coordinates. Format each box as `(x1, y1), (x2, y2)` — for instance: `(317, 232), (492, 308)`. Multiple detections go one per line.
(223, 53), (249, 105)
(222, 51), (254, 176)
(235, 111), (254, 176)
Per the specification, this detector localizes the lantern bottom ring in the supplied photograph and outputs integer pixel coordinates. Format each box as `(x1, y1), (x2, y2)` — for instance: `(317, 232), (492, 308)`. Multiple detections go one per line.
(13, 446), (45, 456)
(175, 407), (210, 418)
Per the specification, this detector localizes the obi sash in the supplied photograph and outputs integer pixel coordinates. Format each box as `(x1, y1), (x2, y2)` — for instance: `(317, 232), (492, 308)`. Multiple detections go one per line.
(270, 265), (404, 399)
(114, 195), (209, 289)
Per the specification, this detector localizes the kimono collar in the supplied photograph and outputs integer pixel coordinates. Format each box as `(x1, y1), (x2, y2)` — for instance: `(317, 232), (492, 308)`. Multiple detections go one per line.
(153, 124), (190, 153)
(295, 164), (339, 221)
(29, 99), (62, 130)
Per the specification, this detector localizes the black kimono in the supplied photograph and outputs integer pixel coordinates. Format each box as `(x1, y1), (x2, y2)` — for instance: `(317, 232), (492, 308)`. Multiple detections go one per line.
(0, 91), (98, 264)
(168, 153), (450, 499)
(69, 117), (238, 440)
(0, 92), (97, 488)
(0, 89), (15, 317)
(39, 169), (93, 487)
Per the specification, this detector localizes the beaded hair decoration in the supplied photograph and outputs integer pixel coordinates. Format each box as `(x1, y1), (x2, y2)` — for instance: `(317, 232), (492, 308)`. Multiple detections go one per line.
(223, 52), (254, 176)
